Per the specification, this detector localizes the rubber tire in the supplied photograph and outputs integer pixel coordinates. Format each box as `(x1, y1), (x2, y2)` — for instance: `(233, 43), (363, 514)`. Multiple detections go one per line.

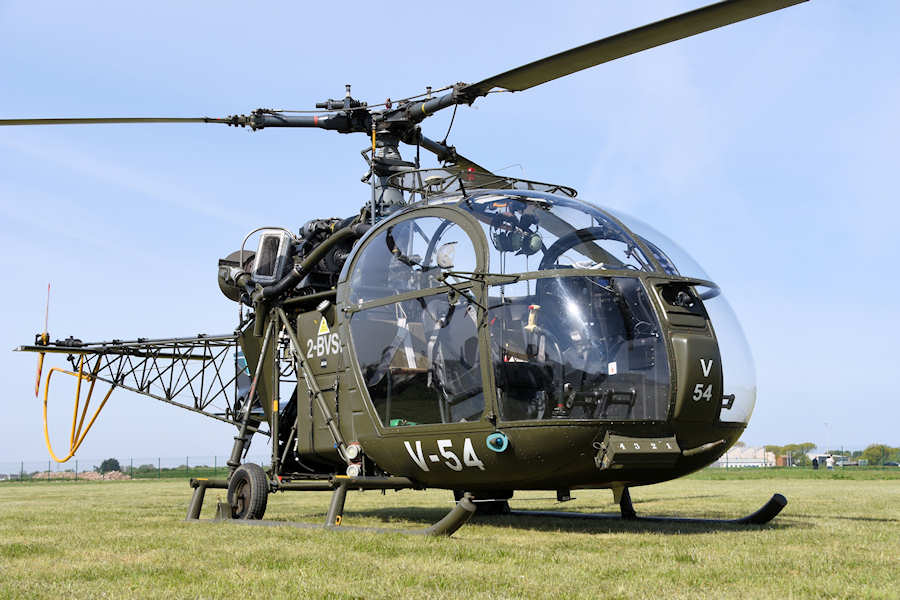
(227, 463), (269, 520)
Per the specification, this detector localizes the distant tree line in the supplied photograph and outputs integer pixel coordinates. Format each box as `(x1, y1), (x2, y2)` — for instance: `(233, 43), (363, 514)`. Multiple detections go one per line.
(762, 443), (900, 466)
(764, 443), (816, 466)
(858, 444), (900, 465)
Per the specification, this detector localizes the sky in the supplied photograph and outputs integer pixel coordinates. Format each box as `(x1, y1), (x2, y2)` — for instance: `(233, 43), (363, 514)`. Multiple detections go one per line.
(1, 0), (898, 462)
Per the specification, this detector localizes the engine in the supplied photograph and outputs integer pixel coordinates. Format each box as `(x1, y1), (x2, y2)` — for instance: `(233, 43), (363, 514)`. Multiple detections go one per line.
(217, 216), (362, 304)
(296, 217), (357, 291)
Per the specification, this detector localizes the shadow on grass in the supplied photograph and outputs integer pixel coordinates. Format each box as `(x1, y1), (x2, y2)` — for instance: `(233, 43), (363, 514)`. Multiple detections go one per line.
(506, 494), (722, 507)
(630, 494), (721, 504)
(337, 505), (800, 535)
(791, 514), (899, 524)
(828, 515), (900, 523)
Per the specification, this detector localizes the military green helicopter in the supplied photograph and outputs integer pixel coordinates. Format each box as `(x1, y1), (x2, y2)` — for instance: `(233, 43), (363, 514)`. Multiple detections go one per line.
(10, 0), (806, 535)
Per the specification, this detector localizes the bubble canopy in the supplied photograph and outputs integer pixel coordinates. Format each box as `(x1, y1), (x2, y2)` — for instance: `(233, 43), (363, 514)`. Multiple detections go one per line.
(341, 191), (756, 426)
(447, 192), (659, 275)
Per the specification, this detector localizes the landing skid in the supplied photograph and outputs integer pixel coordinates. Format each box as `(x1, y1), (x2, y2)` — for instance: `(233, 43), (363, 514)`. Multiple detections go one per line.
(509, 488), (787, 526)
(185, 476), (476, 537)
(186, 477), (786, 536)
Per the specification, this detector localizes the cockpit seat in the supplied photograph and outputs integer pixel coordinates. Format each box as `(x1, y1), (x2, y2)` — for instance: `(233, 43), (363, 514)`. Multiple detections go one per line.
(495, 361), (552, 420)
(427, 302), (484, 423)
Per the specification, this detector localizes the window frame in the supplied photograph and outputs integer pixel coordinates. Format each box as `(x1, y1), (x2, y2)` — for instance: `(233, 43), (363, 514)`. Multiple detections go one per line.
(341, 206), (496, 436)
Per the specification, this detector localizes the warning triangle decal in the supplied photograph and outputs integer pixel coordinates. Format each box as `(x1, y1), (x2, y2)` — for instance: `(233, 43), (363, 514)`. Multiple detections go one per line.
(317, 318), (330, 336)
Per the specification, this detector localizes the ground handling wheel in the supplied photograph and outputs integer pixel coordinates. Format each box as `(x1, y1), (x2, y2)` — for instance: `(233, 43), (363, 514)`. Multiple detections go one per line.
(227, 463), (269, 520)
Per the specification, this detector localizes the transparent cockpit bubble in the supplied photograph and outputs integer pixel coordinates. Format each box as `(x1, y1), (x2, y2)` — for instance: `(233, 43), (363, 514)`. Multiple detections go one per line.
(348, 216), (477, 305)
(605, 208), (710, 280)
(458, 195), (655, 275)
(488, 275), (669, 422)
(697, 285), (756, 424)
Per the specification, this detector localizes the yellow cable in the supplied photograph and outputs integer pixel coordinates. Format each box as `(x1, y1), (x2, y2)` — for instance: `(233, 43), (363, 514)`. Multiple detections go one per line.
(70, 386), (114, 457)
(41, 356), (115, 463)
(73, 360), (101, 444)
(69, 356), (84, 447)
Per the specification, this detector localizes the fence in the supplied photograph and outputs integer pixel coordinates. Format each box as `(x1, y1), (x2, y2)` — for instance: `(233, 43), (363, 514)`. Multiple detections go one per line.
(0, 455), (271, 482)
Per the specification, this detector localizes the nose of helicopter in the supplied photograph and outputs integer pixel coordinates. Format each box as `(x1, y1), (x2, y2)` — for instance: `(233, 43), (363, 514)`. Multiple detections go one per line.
(669, 330), (723, 424)
(657, 278), (757, 433)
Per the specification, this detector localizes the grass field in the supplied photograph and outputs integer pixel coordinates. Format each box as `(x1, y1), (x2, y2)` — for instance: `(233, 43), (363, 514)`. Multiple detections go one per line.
(1, 470), (898, 599)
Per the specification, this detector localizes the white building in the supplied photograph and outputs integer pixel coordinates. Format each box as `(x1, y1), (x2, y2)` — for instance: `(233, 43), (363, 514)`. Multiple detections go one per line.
(710, 446), (775, 468)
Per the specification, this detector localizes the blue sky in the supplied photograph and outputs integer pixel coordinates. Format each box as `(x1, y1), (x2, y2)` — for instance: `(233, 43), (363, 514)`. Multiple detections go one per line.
(1, 1), (898, 460)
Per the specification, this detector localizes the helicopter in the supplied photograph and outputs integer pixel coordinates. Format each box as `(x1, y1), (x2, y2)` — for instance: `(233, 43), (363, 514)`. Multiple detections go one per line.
(7, 0), (809, 535)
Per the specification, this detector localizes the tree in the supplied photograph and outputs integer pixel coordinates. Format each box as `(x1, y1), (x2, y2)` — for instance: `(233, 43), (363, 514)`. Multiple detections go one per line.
(862, 444), (900, 466)
(782, 444), (812, 466)
(98, 458), (121, 473)
(765, 442), (816, 466)
(797, 442), (817, 455)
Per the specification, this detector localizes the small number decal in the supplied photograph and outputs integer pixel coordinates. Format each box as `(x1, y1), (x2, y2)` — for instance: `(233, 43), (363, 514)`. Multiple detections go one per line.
(437, 439), (463, 471)
(404, 438), (485, 472)
(463, 438), (485, 470)
(692, 383), (713, 402)
(307, 332), (340, 359)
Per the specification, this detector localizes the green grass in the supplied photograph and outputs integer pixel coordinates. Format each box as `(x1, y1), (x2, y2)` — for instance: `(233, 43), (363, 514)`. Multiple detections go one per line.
(17, 466), (229, 481)
(688, 466), (900, 480)
(1, 475), (898, 599)
(130, 466), (224, 480)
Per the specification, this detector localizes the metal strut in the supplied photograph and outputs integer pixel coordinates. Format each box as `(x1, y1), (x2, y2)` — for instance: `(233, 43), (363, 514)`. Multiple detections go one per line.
(274, 307), (348, 463)
(227, 319), (276, 473)
(186, 476), (476, 537)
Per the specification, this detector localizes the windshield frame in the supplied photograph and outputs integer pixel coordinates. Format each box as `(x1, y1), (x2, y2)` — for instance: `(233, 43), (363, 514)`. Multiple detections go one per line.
(486, 272), (673, 425)
(425, 190), (669, 275)
(339, 196), (733, 434)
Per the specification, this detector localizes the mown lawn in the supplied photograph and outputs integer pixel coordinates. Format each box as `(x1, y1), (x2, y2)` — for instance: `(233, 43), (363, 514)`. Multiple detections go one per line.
(1, 471), (898, 599)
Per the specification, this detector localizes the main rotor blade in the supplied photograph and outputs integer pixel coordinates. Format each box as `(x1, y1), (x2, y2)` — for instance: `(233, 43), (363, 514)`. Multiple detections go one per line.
(0, 117), (223, 126)
(463, 0), (807, 97)
(452, 154), (493, 175)
(417, 134), (495, 174)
